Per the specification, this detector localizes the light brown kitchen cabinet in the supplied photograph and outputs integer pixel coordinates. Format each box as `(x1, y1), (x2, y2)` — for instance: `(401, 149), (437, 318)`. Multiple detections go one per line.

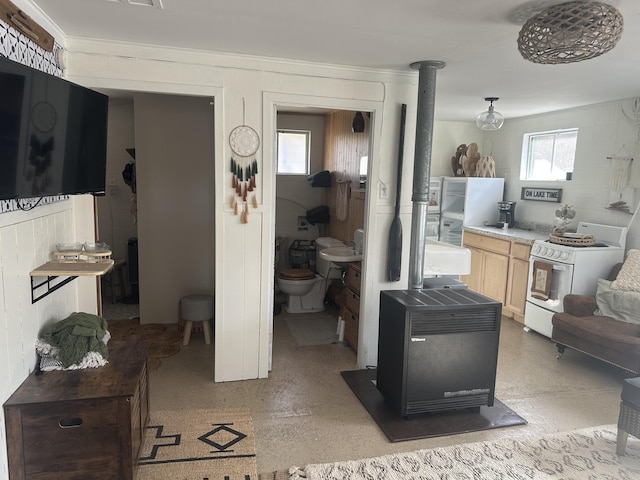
(462, 232), (510, 305)
(504, 242), (532, 323)
(462, 230), (531, 323)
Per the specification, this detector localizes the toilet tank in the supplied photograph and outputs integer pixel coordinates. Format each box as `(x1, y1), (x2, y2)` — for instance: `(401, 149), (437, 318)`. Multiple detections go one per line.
(316, 237), (346, 278)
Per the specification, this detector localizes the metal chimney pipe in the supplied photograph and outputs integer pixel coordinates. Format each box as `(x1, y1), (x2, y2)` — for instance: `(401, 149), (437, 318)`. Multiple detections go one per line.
(408, 60), (445, 290)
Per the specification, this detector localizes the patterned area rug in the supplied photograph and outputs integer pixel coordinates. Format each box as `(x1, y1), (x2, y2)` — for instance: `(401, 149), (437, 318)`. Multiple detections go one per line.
(289, 425), (640, 479)
(108, 318), (182, 370)
(137, 407), (257, 480)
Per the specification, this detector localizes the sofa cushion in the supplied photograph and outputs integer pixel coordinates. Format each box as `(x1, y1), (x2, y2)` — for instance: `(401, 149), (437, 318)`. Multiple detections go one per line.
(552, 313), (640, 353)
(552, 313), (640, 373)
(595, 278), (640, 326)
(612, 249), (640, 292)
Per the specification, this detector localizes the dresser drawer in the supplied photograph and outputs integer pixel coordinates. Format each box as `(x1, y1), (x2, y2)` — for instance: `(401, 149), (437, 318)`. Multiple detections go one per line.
(346, 290), (360, 316)
(16, 399), (121, 479)
(342, 309), (359, 352)
(347, 263), (362, 295)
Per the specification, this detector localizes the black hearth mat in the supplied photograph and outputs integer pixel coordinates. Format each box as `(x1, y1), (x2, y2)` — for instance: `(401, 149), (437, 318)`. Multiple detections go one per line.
(341, 368), (527, 443)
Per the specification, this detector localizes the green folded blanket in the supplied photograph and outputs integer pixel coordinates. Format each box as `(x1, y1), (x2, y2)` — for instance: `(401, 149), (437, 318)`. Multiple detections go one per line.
(40, 312), (109, 368)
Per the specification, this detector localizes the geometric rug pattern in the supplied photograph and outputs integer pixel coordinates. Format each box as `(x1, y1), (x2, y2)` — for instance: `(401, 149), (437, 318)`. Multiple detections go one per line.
(137, 408), (257, 480)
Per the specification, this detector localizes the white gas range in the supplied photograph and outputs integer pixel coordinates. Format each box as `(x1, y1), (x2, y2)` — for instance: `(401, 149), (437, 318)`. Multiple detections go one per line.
(524, 222), (627, 338)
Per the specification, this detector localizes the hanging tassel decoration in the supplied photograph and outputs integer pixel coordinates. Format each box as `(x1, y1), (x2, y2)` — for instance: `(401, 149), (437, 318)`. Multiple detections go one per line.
(241, 203), (249, 224)
(252, 194), (258, 209)
(245, 165), (252, 191)
(231, 158), (237, 188)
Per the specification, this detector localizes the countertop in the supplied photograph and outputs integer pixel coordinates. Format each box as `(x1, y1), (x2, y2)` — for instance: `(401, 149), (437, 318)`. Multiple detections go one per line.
(463, 225), (550, 245)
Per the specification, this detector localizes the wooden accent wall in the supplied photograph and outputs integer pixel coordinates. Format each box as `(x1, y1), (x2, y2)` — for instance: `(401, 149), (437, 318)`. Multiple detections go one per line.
(323, 110), (370, 243)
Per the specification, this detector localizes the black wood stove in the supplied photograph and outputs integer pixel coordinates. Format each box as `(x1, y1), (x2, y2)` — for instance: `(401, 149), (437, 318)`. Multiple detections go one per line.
(377, 287), (502, 418)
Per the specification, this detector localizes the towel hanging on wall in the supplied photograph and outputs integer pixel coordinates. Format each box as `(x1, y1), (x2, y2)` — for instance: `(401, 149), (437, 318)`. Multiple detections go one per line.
(336, 172), (349, 221)
(610, 155), (633, 192)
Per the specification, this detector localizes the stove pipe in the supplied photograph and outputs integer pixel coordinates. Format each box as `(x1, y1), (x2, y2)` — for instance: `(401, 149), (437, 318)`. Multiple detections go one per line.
(408, 60), (445, 290)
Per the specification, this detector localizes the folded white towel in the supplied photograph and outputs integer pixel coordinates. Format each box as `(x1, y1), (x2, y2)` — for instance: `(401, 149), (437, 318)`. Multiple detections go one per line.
(35, 337), (109, 371)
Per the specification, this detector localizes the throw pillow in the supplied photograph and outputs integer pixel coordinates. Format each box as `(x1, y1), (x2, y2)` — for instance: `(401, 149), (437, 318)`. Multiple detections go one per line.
(611, 249), (640, 292)
(595, 278), (640, 326)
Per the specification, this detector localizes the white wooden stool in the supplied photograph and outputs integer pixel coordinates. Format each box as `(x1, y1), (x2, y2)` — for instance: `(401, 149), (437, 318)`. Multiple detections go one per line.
(180, 294), (213, 346)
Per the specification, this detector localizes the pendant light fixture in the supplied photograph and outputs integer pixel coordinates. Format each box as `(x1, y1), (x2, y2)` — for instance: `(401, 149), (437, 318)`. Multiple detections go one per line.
(517, 1), (624, 65)
(476, 97), (504, 131)
(352, 111), (365, 133)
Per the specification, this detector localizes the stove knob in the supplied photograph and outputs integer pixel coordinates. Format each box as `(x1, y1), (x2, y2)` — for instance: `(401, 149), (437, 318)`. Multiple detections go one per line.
(547, 249), (554, 257)
(554, 251), (561, 259)
(532, 245), (540, 254)
(540, 247), (547, 255)
(560, 251), (570, 261)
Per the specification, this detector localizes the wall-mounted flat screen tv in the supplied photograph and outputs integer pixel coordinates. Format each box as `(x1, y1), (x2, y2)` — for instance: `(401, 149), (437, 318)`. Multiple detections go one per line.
(0, 55), (108, 201)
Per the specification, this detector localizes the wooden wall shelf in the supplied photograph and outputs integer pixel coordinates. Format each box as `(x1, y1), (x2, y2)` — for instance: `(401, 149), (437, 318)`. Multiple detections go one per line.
(29, 259), (114, 304)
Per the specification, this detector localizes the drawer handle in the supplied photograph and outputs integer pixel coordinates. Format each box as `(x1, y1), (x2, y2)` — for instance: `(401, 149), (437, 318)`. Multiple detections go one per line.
(59, 417), (83, 428)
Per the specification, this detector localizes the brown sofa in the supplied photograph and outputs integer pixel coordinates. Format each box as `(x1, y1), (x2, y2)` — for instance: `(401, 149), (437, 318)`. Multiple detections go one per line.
(552, 263), (640, 374)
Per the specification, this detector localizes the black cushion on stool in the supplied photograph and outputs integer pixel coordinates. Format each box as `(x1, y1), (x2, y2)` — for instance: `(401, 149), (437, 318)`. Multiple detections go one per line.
(621, 377), (640, 407)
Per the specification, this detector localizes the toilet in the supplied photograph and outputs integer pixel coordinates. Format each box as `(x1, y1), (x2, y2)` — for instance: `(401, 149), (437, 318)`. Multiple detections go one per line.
(277, 237), (346, 314)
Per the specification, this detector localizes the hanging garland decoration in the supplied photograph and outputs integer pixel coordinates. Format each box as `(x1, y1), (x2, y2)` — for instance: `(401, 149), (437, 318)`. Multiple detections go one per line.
(229, 99), (260, 223)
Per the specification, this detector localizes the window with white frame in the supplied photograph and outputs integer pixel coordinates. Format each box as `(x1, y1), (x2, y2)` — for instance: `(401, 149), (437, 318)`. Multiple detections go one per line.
(521, 128), (578, 181)
(277, 129), (310, 175)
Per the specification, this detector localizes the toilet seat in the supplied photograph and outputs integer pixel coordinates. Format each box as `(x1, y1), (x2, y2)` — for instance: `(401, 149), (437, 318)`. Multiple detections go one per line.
(279, 268), (315, 280)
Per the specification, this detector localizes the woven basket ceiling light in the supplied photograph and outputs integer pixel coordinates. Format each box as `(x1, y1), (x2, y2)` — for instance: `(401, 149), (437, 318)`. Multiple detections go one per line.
(517, 1), (624, 64)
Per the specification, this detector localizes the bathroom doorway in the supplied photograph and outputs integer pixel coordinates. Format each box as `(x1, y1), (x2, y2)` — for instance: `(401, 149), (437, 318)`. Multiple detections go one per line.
(272, 104), (372, 359)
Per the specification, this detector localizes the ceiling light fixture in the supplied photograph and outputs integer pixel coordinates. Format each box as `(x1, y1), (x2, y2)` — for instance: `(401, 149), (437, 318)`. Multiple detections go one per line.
(476, 98), (504, 131)
(352, 111), (365, 133)
(517, 1), (624, 65)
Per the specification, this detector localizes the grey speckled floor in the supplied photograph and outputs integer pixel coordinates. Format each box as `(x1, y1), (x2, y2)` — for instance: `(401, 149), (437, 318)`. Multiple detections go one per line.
(104, 301), (632, 474)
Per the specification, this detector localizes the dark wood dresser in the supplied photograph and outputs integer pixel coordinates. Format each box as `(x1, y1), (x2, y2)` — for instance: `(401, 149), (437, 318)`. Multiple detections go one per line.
(3, 340), (149, 480)
(342, 262), (361, 352)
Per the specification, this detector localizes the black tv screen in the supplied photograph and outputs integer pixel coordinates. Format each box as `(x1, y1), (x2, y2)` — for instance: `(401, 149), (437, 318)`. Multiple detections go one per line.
(0, 56), (108, 201)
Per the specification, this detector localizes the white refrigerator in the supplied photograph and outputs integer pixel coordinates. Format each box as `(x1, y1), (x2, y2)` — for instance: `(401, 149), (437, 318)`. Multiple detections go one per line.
(439, 177), (505, 246)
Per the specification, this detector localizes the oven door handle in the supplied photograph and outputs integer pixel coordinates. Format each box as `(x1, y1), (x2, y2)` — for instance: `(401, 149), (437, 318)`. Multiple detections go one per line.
(552, 265), (568, 271)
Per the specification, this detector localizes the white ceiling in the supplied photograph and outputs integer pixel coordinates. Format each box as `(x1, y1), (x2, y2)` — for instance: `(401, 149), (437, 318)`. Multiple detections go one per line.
(24, 0), (640, 121)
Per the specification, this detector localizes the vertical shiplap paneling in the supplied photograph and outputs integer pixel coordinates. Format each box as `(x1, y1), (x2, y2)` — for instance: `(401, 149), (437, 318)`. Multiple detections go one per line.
(16, 221), (39, 372)
(0, 226), (26, 393)
(324, 110), (369, 243)
(0, 224), (9, 480)
(216, 217), (254, 381)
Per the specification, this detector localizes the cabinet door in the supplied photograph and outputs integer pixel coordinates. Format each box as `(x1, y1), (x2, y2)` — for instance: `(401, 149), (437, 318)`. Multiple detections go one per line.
(481, 251), (509, 304)
(505, 257), (530, 322)
(461, 246), (483, 293)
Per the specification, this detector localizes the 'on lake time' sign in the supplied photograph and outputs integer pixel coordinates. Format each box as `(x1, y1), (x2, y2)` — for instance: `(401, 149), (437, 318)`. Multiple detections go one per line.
(521, 187), (562, 203)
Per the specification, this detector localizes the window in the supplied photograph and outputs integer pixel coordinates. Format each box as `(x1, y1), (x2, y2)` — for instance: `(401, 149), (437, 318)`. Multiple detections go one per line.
(277, 129), (310, 175)
(521, 129), (578, 181)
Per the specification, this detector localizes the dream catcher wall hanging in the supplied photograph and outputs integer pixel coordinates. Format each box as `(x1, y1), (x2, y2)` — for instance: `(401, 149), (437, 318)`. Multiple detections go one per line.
(229, 100), (260, 224)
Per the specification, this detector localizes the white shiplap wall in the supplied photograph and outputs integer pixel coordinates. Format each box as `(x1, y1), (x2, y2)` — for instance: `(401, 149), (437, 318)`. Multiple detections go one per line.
(0, 20), (98, 480)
